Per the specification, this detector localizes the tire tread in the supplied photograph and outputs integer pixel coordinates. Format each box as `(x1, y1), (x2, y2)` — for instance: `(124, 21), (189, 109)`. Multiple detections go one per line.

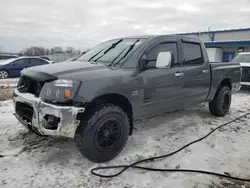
(74, 103), (129, 162)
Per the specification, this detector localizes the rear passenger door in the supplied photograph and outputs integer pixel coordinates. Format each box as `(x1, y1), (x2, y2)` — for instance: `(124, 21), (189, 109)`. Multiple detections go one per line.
(181, 41), (210, 105)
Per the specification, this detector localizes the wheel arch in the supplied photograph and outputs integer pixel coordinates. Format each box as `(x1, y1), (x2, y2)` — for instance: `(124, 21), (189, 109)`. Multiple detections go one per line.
(84, 93), (134, 135)
(207, 78), (232, 101)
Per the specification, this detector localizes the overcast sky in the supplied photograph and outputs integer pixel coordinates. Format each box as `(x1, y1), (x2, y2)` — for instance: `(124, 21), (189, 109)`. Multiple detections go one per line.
(0, 0), (250, 53)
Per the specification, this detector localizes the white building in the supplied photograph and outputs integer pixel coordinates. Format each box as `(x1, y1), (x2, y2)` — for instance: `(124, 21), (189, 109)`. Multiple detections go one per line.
(179, 28), (250, 62)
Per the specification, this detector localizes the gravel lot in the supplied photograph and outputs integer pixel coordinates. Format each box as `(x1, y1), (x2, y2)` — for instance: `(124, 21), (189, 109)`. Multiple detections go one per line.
(0, 88), (13, 101)
(1, 91), (250, 188)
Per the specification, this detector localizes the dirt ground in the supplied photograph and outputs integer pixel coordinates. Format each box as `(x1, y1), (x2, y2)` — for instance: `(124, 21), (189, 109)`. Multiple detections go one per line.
(1, 90), (250, 188)
(0, 87), (13, 101)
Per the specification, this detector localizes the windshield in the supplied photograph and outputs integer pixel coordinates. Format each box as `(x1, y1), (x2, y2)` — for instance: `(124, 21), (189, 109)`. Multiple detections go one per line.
(78, 38), (145, 66)
(232, 54), (250, 62)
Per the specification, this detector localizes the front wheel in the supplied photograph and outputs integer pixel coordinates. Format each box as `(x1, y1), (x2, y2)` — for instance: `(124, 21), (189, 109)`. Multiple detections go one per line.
(0, 70), (9, 79)
(209, 86), (231, 117)
(74, 103), (130, 163)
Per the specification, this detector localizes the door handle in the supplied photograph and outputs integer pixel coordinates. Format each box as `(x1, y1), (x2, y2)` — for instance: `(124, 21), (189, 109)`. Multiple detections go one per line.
(175, 72), (184, 77)
(202, 70), (209, 74)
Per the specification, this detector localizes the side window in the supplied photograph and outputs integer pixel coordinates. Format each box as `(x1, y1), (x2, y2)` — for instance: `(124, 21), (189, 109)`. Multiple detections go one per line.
(146, 43), (178, 65)
(30, 58), (48, 65)
(39, 59), (49, 65)
(30, 58), (40, 65)
(14, 59), (29, 66)
(182, 42), (203, 65)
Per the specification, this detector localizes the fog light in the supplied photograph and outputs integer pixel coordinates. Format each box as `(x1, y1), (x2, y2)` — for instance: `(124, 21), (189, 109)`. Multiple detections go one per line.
(44, 115), (60, 130)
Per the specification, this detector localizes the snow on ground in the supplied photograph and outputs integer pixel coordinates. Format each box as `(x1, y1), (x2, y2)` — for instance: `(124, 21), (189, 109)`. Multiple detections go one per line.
(0, 78), (19, 87)
(1, 91), (250, 188)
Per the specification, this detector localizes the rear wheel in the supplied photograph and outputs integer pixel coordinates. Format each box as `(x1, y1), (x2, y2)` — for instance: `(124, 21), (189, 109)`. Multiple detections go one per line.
(0, 70), (9, 79)
(209, 86), (231, 117)
(74, 103), (129, 162)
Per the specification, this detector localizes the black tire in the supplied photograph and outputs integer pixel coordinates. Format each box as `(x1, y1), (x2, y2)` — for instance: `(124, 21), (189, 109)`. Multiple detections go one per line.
(74, 103), (129, 163)
(209, 86), (231, 117)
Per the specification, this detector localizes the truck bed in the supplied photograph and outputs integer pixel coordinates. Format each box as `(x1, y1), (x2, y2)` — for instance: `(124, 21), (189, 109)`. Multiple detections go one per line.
(207, 62), (241, 101)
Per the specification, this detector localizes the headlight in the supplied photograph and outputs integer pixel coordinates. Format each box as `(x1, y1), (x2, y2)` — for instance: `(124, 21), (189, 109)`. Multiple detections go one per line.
(40, 79), (81, 102)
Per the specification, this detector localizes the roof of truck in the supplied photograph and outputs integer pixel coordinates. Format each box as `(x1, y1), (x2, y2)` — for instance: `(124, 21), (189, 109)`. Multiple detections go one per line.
(122, 34), (187, 38)
(121, 34), (201, 41)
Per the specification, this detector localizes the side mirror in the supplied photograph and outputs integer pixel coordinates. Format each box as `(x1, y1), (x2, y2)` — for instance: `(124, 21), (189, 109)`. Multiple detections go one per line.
(156, 52), (173, 69)
(11, 62), (16, 66)
(139, 57), (149, 71)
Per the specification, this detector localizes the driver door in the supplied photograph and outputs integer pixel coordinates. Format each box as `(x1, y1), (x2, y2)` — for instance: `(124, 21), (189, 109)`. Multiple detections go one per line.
(140, 40), (186, 116)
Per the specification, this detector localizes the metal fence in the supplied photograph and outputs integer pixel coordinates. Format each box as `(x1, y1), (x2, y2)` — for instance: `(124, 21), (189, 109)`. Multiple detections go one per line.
(44, 53), (81, 63)
(1, 52), (82, 63)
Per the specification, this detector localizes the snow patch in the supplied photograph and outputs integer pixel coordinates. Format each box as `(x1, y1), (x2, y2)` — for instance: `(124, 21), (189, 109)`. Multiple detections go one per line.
(1, 91), (250, 187)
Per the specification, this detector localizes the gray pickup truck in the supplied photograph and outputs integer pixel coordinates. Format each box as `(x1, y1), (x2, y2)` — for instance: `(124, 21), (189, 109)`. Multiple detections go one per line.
(13, 35), (241, 162)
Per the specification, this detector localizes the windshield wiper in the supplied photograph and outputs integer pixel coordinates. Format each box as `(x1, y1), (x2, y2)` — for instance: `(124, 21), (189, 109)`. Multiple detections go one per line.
(109, 48), (127, 66)
(93, 39), (123, 62)
(88, 48), (106, 62)
(110, 39), (140, 66)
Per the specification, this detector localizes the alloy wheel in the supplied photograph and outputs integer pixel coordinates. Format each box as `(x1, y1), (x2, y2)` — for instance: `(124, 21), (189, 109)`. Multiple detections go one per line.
(95, 118), (122, 152)
(0, 71), (8, 79)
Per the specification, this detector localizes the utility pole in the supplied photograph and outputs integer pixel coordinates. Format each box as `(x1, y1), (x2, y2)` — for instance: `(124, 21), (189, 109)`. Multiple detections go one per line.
(208, 25), (213, 41)
(208, 25), (211, 33)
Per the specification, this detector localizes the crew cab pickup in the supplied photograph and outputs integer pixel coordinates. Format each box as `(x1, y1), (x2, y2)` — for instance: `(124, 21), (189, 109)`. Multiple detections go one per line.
(13, 35), (241, 162)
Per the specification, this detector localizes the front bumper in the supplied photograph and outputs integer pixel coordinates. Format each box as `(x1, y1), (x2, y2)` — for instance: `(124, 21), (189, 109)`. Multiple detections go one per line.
(241, 82), (250, 86)
(13, 88), (85, 138)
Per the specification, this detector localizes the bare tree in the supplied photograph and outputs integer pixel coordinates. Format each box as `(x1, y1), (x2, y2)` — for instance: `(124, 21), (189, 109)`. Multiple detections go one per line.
(76, 49), (82, 54)
(20, 46), (49, 56)
(54, 47), (63, 53)
(45, 49), (50, 55)
(50, 48), (56, 54)
(66, 47), (75, 53)
(21, 46), (80, 56)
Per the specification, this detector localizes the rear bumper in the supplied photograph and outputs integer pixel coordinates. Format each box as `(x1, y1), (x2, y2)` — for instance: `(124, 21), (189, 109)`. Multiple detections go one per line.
(13, 88), (85, 138)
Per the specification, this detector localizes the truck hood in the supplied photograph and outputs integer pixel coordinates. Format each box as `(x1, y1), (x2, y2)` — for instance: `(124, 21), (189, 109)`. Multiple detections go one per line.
(239, 62), (250, 67)
(21, 60), (127, 82)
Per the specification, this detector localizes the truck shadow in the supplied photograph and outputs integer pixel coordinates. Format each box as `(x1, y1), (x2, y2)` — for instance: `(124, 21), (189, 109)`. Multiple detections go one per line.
(134, 103), (211, 132)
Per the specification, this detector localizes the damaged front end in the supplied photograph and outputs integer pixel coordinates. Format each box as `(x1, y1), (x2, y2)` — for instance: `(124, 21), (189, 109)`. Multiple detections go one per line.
(13, 75), (85, 138)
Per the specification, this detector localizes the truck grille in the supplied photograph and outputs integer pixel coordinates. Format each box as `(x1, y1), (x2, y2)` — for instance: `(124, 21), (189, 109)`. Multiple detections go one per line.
(16, 102), (34, 126)
(242, 67), (250, 82)
(17, 76), (44, 97)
